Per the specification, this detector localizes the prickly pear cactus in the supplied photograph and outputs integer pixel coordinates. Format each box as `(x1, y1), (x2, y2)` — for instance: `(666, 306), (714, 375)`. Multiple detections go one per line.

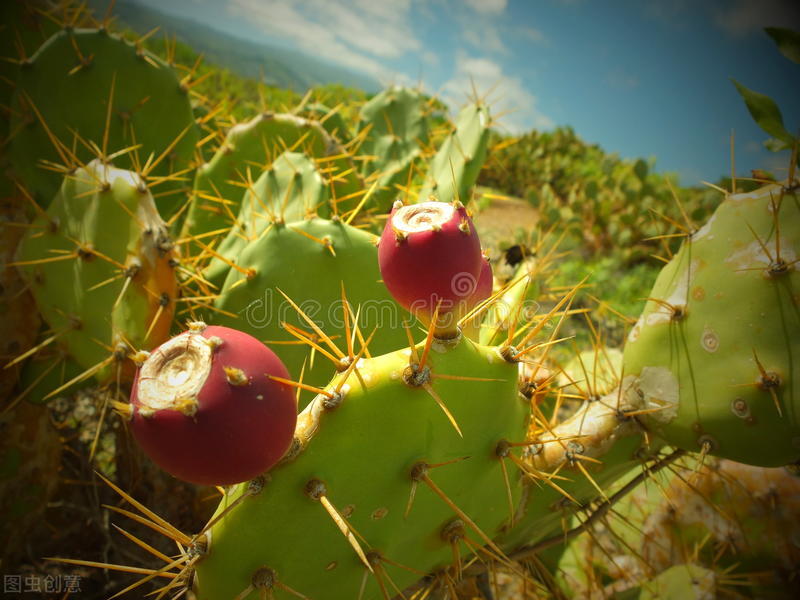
(356, 86), (430, 212)
(635, 564), (717, 600)
(302, 102), (351, 143)
(201, 150), (331, 287)
(0, 0), (69, 146)
(479, 257), (541, 346)
(623, 182), (800, 466)
(209, 217), (411, 391)
(183, 112), (360, 246)
(497, 391), (655, 552)
(5, 7), (797, 598)
(193, 335), (527, 599)
(553, 455), (800, 599)
(17, 350), (85, 405)
(559, 347), (624, 398)
(9, 28), (199, 215)
(15, 159), (179, 383)
(419, 102), (491, 205)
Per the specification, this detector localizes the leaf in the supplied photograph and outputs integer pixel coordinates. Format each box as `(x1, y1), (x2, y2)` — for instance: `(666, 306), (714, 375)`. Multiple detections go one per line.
(731, 79), (795, 145)
(763, 137), (791, 152)
(765, 27), (800, 64)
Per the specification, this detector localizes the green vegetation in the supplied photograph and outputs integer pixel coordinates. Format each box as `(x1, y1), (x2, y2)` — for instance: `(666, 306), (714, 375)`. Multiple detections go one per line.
(1, 3), (798, 599)
(479, 126), (723, 263)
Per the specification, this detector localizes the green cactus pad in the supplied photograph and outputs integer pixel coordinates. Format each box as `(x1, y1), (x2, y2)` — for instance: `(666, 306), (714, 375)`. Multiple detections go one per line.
(16, 159), (179, 382)
(208, 217), (411, 390)
(193, 336), (526, 600)
(0, 1), (64, 144)
(9, 28), (198, 216)
(419, 102), (490, 205)
(625, 457), (800, 577)
(202, 151), (331, 287)
(302, 102), (351, 143)
(356, 86), (429, 212)
(183, 112), (361, 244)
(623, 182), (800, 466)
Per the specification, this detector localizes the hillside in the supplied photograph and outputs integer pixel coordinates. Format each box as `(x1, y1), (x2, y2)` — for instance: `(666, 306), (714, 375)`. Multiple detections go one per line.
(88, 0), (380, 92)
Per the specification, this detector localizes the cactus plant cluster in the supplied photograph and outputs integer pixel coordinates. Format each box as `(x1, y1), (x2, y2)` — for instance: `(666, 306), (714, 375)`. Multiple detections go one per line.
(479, 127), (723, 263)
(1, 2), (798, 599)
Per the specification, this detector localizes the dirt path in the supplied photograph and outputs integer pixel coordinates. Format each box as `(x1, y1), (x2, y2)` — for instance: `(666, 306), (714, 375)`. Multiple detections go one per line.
(471, 191), (539, 274)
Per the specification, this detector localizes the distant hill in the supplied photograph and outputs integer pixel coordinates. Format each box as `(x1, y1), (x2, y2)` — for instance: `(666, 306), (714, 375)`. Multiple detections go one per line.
(89, 0), (380, 93)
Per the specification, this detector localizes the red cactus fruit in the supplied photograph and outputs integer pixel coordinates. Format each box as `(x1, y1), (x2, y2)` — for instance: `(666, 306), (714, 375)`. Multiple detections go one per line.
(469, 254), (494, 308)
(460, 253), (494, 340)
(378, 200), (482, 337)
(128, 323), (297, 485)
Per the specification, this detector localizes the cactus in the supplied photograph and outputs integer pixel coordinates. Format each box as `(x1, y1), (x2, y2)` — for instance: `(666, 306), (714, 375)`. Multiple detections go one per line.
(182, 112), (361, 249)
(356, 86), (430, 212)
(479, 255), (544, 347)
(9, 28), (198, 216)
(552, 455), (800, 598)
(559, 346), (624, 398)
(193, 332), (526, 599)
(208, 216), (411, 391)
(623, 182), (800, 466)
(3, 7), (799, 599)
(300, 102), (352, 143)
(200, 149), (332, 287)
(419, 102), (491, 205)
(497, 388), (657, 553)
(15, 159), (179, 384)
(461, 254), (494, 341)
(16, 350), (85, 406)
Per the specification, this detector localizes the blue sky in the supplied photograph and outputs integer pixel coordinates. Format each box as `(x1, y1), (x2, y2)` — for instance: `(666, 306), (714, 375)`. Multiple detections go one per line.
(127, 0), (799, 186)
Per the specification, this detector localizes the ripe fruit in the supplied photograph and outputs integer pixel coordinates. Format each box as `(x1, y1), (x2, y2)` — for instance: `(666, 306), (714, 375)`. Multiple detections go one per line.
(461, 254), (494, 340)
(470, 254), (494, 308)
(128, 323), (297, 485)
(378, 200), (482, 336)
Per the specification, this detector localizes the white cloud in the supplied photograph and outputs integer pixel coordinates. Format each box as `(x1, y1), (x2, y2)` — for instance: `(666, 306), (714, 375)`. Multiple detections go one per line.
(462, 24), (509, 54)
(713, 0), (800, 37)
(227, 0), (420, 80)
(312, 0), (420, 58)
(463, 0), (507, 15)
(441, 53), (554, 133)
